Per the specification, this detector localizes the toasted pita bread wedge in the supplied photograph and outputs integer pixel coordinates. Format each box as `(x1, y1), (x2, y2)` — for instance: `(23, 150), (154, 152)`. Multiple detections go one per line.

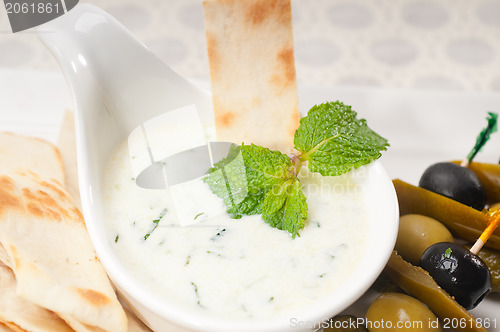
(58, 111), (81, 209)
(0, 263), (73, 332)
(0, 323), (14, 332)
(57, 113), (153, 332)
(203, 0), (300, 152)
(0, 132), (64, 185)
(123, 308), (152, 332)
(0, 244), (10, 268)
(0, 322), (20, 332)
(0, 133), (127, 332)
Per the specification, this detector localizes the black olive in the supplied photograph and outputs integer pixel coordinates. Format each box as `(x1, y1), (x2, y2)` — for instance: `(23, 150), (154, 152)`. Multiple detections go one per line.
(419, 162), (487, 211)
(419, 242), (491, 310)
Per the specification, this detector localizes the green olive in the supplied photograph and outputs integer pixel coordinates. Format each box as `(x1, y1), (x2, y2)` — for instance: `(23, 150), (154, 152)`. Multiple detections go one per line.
(395, 214), (454, 265)
(365, 293), (441, 332)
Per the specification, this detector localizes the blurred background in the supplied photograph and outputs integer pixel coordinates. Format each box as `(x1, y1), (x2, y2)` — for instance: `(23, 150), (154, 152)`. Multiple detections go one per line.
(1, 0), (500, 91)
(0, 0), (500, 183)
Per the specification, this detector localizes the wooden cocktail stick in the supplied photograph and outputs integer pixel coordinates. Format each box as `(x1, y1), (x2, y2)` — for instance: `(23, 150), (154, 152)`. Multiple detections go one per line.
(470, 210), (500, 255)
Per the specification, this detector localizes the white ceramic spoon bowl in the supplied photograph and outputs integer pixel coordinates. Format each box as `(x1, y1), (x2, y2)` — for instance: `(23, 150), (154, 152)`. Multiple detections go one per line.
(38, 4), (399, 331)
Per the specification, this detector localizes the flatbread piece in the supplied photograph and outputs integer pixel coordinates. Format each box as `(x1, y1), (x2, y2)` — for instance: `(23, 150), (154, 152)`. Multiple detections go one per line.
(204, 0), (300, 152)
(0, 132), (127, 332)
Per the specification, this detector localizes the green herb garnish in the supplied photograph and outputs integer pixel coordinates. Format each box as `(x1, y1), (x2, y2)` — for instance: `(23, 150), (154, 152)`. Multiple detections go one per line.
(191, 281), (204, 308)
(444, 247), (452, 259)
(204, 101), (389, 238)
(210, 228), (226, 241)
(144, 208), (168, 240)
(194, 212), (205, 220)
(294, 101), (389, 176)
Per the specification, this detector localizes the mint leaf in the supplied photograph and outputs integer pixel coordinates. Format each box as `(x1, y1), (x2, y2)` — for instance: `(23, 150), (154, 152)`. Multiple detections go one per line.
(226, 192), (264, 217)
(294, 101), (389, 176)
(203, 144), (248, 215)
(241, 143), (295, 189)
(262, 179), (307, 238)
(204, 143), (295, 218)
(262, 180), (293, 215)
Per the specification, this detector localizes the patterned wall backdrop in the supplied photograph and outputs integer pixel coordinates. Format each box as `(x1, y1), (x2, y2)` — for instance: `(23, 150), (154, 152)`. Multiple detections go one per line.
(1, 0), (500, 91)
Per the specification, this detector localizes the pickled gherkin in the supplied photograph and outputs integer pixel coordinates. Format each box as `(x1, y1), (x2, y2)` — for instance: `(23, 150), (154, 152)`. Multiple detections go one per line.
(385, 251), (486, 332)
(393, 179), (500, 250)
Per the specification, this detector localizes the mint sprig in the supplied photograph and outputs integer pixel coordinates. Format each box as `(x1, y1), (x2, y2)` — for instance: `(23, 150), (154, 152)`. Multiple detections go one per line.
(204, 144), (296, 218)
(204, 101), (388, 237)
(294, 101), (389, 176)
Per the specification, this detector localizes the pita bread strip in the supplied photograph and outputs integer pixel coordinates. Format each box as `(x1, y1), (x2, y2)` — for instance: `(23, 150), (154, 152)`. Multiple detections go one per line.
(0, 323), (16, 332)
(0, 323), (23, 332)
(0, 133), (64, 186)
(57, 113), (153, 332)
(0, 244), (10, 268)
(123, 308), (152, 332)
(0, 174), (127, 332)
(0, 133), (127, 332)
(57, 314), (106, 332)
(0, 264), (73, 332)
(203, 0), (300, 152)
(57, 111), (81, 208)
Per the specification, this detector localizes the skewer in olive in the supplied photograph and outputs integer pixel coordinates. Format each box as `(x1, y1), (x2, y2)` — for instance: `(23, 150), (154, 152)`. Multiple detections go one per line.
(419, 112), (497, 211)
(419, 242), (491, 310)
(419, 211), (500, 310)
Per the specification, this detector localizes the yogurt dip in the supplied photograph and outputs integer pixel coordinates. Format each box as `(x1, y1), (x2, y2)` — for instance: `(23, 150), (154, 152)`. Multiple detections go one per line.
(104, 141), (369, 320)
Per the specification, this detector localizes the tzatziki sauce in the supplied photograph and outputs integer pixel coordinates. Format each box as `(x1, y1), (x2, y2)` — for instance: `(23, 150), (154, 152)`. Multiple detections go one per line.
(104, 141), (369, 320)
